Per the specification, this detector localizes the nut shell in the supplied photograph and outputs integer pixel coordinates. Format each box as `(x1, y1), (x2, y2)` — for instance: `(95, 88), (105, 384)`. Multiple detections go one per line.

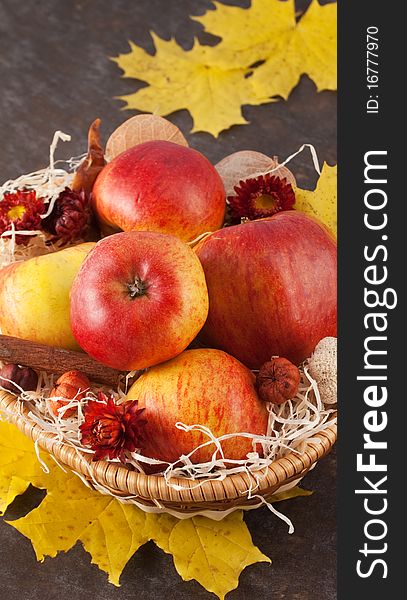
(0, 364), (38, 394)
(106, 114), (188, 161)
(308, 337), (337, 404)
(49, 370), (90, 417)
(256, 357), (300, 405)
(216, 150), (296, 198)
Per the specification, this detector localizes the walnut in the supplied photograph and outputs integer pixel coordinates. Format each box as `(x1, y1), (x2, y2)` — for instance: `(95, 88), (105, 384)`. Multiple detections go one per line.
(256, 357), (301, 404)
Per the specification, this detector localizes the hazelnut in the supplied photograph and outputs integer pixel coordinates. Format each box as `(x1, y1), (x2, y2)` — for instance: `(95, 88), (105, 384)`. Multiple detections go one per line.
(0, 363), (39, 394)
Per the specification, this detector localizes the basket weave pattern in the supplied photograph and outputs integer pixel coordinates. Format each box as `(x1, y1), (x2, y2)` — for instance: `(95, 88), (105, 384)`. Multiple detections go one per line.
(0, 390), (336, 513)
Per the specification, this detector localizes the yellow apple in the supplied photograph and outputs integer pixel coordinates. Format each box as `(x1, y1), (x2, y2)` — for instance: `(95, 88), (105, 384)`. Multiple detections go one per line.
(0, 243), (95, 350)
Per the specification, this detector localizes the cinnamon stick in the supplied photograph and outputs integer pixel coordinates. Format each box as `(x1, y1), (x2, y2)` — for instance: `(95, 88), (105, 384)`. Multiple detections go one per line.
(0, 334), (128, 387)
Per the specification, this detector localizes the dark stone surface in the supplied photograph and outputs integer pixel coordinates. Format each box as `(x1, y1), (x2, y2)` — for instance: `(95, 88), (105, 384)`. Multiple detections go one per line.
(0, 1), (337, 598)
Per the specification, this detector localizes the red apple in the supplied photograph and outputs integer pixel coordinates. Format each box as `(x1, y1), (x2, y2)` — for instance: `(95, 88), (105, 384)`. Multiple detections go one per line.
(195, 212), (337, 368)
(127, 349), (269, 464)
(70, 231), (209, 370)
(92, 140), (226, 242)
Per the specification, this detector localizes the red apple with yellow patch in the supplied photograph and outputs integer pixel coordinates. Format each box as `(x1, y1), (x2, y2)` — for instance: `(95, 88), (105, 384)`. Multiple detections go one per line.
(127, 348), (269, 464)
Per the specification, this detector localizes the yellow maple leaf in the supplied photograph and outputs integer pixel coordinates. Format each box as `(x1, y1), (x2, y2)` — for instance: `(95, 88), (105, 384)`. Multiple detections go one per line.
(0, 420), (275, 597)
(9, 466), (150, 586)
(113, 33), (260, 137)
(293, 0), (337, 91)
(269, 486), (313, 503)
(193, 0), (294, 70)
(196, 0), (336, 100)
(148, 512), (270, 600)
(295, 163), (337, 237)
(114, 1), (336, 135)
(251, 0), (337, 100)
(0, 420), (49, 515)
(0, 419), (156, 585)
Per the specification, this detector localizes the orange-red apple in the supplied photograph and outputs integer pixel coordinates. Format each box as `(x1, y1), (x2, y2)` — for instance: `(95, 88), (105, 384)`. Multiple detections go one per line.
(127, 348), (269, 464)
(70, 231), (209, 370)
(195, 212), (337, 368)
(92, 140), (226, 241)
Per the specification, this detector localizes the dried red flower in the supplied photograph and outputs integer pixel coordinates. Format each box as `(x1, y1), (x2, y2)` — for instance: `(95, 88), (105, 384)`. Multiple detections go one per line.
(0, 189), (45, 245)
(228, 174), (296, 221)
(42, 187), (92, 243)
(80, 392), (147, 462)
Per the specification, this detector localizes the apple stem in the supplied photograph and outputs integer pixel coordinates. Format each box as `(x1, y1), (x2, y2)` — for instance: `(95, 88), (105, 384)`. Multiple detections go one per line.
(127, 277), (149, 299)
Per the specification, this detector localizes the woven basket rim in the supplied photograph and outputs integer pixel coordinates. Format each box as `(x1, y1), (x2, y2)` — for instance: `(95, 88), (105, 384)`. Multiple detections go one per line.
(0, 389), (337, 508)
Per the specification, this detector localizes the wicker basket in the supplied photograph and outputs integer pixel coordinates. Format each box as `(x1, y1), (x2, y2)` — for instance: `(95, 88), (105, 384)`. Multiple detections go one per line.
(0, 389), (336, 515)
